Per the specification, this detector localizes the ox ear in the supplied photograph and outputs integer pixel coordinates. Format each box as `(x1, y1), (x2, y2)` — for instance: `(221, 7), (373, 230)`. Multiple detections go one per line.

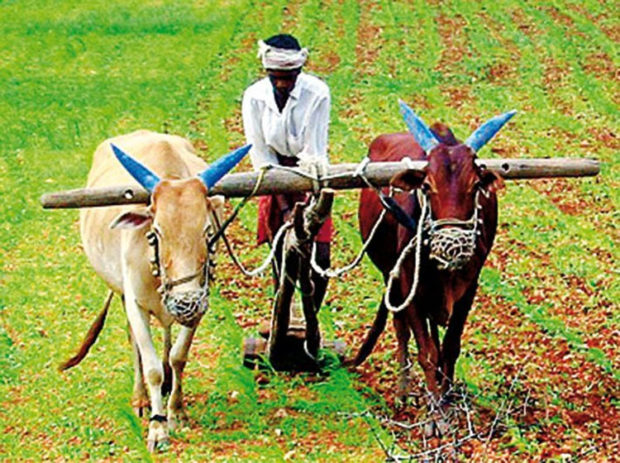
(480, 169), (505, 193)
(390, 169), (426, 191)
(110, 210), (153, 230)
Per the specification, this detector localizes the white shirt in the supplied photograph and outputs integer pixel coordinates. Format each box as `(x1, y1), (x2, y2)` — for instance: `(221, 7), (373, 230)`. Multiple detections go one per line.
(242, 72), (330, 170)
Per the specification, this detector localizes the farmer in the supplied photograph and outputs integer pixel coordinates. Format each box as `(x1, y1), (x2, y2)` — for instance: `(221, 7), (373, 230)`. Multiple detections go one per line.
(242, 33), (332, 313)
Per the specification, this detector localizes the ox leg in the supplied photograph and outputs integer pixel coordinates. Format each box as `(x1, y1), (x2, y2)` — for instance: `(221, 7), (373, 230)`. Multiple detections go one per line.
(430, 321), (444, 387)
(393, 311), (412, 405)
(167, 324), (197, 430)
(128, 324), (148, 417)
(124, 291), (168, 452)
(408, 312), (446, 437)
(161, 327), (173, 397)
(409, 314), (440, 399)
(347, 300), (388, 367)
(429, 319), (454, 437)
(440, 284), (476, 397)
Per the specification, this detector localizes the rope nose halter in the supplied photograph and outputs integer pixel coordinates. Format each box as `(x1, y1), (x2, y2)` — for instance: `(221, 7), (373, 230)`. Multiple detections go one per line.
(384, 188), (484, 313)
(425, 189), (483, 271)
(146, 224), (216, 327)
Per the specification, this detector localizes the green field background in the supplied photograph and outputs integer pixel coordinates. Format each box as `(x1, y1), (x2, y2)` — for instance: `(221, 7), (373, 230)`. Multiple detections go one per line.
(0, 0), (617, 461)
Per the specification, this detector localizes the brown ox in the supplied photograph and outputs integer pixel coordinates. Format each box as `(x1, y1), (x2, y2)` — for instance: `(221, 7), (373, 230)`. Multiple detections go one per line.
(353, 102), (514, 434)
(64, 130), (248, 451)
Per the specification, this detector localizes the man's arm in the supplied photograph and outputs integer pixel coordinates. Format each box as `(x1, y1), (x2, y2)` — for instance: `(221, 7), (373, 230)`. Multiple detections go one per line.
(302, 93), (331, 161)
(242, 92), (279, 170)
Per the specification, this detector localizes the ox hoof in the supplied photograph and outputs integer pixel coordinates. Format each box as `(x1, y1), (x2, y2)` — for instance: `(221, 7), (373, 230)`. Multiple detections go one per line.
(423, 413), (453, 438)
(147, 436), (170, 453)
(423, 420), (437, 438)
(147, 420), (170, 453)
(168, 409), (189, 430)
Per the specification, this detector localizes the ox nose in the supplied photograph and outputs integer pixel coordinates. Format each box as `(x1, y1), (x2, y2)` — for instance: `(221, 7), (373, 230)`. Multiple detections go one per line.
(163, 290), (208, 327)
(428, 226), (477, 271)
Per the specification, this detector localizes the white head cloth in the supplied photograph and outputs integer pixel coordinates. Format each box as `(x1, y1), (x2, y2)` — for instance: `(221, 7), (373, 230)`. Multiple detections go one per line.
(257, 40), (309, 70)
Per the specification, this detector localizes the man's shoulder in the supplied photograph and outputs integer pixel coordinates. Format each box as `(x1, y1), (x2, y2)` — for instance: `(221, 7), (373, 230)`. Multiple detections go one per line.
(298, 73), (330, 98)
(243, 77), (271, 101)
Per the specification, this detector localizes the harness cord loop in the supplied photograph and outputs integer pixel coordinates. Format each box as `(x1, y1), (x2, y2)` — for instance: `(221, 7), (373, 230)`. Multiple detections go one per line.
(309, 168), (389, 279)
(384, 193), (429, 313)
(221, 156), (378, 280)
(212, 167), (296, 277)
(222, 220), (291, 278)
(383, 189), (484, 312)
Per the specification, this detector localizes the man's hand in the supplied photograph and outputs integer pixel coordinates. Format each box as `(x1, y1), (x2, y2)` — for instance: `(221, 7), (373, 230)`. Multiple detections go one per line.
(297, 153), (329, 178)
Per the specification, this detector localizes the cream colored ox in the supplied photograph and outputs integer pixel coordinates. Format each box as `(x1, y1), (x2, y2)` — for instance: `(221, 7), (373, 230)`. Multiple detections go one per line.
(67, 130), (249, 451)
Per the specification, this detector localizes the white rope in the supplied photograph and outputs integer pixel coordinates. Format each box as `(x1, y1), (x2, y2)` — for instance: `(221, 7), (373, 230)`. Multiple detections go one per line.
(383, 194), (429, 313)
(310, 207), (387, 278)
(224, 222), (292, 277)
(224, 158), (392, 280)
(308, 157), (389, 279)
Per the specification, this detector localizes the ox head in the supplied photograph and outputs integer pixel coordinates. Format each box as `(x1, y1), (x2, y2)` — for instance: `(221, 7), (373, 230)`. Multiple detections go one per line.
(392, 101), (514, 269)
(393, 100), (512, 219)
(109, 143), (250, 326)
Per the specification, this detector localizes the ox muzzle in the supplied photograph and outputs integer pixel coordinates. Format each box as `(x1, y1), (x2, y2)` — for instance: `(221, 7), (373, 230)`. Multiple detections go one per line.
(422, 190), (483, 271)
(163, 288), (209, 327)
(147, 229), (215, 327)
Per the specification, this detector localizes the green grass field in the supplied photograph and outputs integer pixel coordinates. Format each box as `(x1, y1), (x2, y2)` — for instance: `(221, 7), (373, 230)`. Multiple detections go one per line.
(0, 0), (617, 460)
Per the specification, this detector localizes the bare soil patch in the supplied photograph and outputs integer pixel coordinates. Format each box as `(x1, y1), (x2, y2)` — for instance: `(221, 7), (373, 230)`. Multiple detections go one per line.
(435, 13), (470, 75)
(355, 0), (382, 71)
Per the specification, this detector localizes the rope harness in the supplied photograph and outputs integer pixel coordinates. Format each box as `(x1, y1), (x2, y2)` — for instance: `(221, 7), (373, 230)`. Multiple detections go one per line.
(216, 159), (402, 280)
(383, 189), (484, 313)
(146, 219), (217, 327)
(212, 159), (485, 316)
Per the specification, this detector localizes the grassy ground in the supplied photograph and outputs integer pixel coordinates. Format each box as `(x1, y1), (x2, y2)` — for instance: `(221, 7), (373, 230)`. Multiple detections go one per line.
(0, 0), (617, 460)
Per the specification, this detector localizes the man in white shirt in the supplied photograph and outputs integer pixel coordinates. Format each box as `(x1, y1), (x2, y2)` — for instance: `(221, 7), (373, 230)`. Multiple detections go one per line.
(242, 33), (332, 313)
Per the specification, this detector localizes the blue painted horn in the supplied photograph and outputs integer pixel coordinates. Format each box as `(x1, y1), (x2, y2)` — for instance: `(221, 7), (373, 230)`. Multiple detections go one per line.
(198, 144), (251, 189)
(398, 99), (439, 153)
(464, 110), (517, 152)
(111, 143), (161, 193)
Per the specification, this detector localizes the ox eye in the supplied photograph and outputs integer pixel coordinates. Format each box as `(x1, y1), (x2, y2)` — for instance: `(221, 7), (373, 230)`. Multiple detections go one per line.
(421, 182), (432, 193)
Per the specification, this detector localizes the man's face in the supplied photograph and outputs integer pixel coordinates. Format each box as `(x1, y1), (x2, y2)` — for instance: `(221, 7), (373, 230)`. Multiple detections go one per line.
(267, 69), (300, 97)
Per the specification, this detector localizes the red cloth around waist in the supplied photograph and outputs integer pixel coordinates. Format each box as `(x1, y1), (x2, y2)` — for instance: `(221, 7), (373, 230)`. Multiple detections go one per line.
(256, 154), (333, 245)
(257, 195), (333, 245)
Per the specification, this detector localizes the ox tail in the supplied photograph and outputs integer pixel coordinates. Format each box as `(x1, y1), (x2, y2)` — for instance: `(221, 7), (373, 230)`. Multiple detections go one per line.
(346, 301), (389, 367)
(58, 290), (114, 371)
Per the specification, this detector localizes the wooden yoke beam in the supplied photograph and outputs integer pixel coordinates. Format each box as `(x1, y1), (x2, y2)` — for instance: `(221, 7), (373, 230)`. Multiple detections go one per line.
(40, 158), (600, 209)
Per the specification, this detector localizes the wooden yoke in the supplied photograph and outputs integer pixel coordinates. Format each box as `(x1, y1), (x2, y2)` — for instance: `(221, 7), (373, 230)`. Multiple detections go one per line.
(40, 158), (600, 209)
(267, 189), (334, 371)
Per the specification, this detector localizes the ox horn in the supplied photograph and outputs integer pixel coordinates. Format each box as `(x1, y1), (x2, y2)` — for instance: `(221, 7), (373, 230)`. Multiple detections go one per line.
(398, 99), (439, 153)
(465, 110), (517, 152)
(198, 144), (251, 189)
(111, 143), (161, 193)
